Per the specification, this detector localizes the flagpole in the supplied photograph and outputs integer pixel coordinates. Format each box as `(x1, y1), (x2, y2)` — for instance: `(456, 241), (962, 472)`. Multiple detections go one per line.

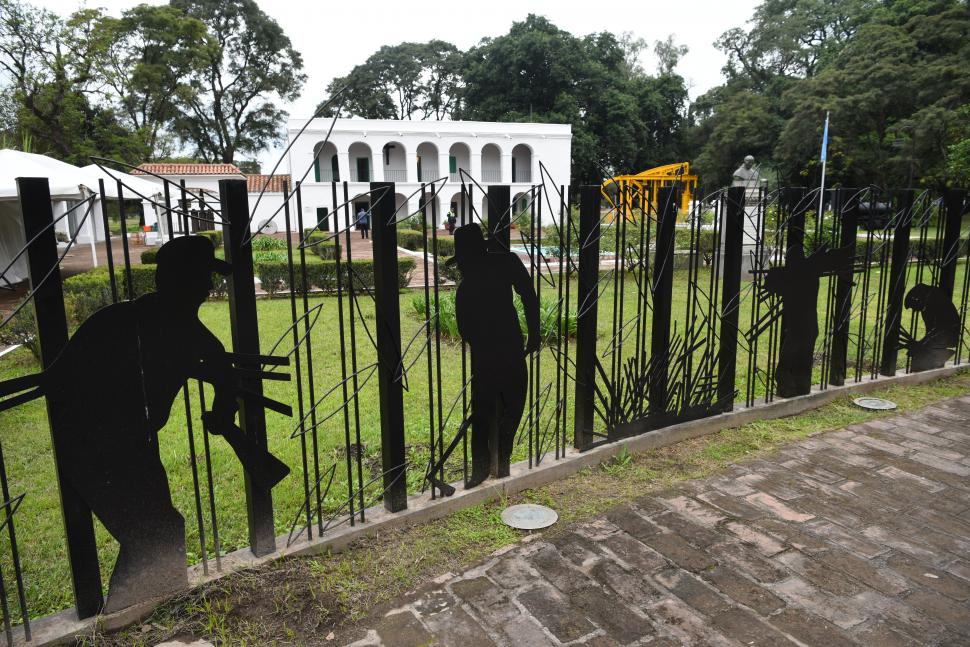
(818, 110), (830, 219)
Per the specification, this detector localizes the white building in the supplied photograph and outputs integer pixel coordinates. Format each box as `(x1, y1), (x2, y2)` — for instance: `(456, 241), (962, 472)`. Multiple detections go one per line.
(133, 163), (243, 238)
(285, 118), (572, 230)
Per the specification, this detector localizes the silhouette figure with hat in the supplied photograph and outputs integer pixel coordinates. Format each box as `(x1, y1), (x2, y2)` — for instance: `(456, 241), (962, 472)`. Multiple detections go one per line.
(902, 283), (961, 372)
(44, 235), (289, 612)
(440, 223), (540, 488)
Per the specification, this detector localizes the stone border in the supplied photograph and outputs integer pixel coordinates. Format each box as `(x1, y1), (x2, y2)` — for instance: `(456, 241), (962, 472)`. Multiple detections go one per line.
(17, 363), (966, 646)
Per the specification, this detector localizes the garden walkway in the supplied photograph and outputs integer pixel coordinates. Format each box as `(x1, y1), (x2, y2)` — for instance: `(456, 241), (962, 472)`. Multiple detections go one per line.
(339, 396), (970, 646)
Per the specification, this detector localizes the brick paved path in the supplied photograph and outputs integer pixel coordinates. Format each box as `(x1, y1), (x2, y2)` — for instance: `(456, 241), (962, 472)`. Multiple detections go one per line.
(344, 396), (970, 646)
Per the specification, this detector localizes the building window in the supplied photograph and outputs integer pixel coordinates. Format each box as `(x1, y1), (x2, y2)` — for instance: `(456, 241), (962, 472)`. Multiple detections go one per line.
(314, 157), (320, 182)
(316, 207), (330, 231)
(449, 155), (457, 174)
(331, 155), (339, 182)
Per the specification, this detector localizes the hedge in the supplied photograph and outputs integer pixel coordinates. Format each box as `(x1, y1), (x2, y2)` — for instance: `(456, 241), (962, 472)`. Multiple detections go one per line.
(304, 232), (341, 260)
(141, 248), (158, 264)
(196, 230), (223, 248)
(397, 229), (455, 256)
(255, 257), (416, 295)
(63, 266), (156, 324)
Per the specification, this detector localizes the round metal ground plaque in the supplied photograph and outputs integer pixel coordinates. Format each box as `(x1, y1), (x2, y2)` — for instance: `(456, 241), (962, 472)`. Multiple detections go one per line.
(853, 397), (897, 411)
(501, 504), (558, 530)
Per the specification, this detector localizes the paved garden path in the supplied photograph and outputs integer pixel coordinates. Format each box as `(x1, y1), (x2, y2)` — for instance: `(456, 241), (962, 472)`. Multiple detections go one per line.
(340, 396), (970, 646)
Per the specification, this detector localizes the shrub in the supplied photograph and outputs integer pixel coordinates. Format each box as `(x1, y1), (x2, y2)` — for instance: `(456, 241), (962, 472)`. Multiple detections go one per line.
(0, 302), (39, 359)
(304, 232), (341, 260)
(141, 248), (159, 264)
(62, 266), (157, 324)
(437, 256), (462, 283)
(410, 291), (576, 346)
(254, 257), (414, 295)
(196, 230), (223, 248)
(396, 229), (424, 250)
(250, 235), (287, 251)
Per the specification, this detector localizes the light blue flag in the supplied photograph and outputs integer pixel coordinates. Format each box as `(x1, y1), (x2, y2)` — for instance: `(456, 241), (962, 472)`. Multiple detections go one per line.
(820, 112), (830, 163)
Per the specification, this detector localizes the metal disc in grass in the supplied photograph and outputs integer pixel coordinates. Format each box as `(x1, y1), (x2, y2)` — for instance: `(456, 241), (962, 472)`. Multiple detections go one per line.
(501, 504), (558, 530)
(853, 397), (897, 411)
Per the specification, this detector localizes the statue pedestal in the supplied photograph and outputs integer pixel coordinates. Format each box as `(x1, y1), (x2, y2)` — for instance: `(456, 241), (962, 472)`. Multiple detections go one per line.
(722, 180), (766, 280)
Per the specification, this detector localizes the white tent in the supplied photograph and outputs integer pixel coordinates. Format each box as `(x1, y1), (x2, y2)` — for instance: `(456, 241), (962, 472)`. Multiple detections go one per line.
(0, 150), (107, 284)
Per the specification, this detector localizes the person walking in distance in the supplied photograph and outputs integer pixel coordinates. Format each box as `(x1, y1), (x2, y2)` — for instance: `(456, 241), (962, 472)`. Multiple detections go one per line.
(357, 206), (370, 239)
(447, 223), (540, 487)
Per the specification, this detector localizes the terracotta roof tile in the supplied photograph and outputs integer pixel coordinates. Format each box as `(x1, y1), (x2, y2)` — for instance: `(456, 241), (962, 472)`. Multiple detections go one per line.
(246, 174), (291, 193)
(133, 163), (243, 176)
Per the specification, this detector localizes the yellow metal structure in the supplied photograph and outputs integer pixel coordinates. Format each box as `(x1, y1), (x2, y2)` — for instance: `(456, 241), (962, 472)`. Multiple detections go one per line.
(602, 162), (698, 219)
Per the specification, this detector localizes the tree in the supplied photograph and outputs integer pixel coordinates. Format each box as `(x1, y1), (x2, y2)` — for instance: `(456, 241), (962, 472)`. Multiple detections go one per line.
(100, 4), (209, 160)
(320, 41), (463, 120)
(0, 0), (124, 163)
(654, 35), (688, 76)
(170, 0), (305, 163)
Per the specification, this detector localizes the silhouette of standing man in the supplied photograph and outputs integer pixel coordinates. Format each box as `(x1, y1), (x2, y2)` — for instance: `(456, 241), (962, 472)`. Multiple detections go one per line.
(447, 224), (540, 487)
(44, 235), (288, 612)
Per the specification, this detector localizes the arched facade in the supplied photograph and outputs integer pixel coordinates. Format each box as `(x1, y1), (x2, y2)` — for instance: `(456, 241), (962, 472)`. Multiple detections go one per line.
(313, 141), (339, 182)
(481, 144), (502, 183)
(348, 142), (373, 182)
(512, 144), (532, 183)
(416, 142), (439, 183)
(382, 141), (407, 182)
(449, 143), (471, 182)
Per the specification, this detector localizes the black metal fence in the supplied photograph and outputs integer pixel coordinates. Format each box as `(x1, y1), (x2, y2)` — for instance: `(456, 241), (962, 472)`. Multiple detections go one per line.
(0, 166), (967, 639)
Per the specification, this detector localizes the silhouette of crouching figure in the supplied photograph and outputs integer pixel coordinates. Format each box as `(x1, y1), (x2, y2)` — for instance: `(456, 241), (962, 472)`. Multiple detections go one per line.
(44, 236), (248, 613)
(449, 224), (539, 488)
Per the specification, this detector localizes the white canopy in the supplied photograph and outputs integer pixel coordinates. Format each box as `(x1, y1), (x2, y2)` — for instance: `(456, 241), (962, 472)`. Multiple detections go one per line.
(0, 149), (90, 201)
(81, 164), (162, 200)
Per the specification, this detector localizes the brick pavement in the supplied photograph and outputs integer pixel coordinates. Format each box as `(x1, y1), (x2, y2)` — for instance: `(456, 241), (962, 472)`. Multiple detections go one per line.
(343, 395), (970, 646)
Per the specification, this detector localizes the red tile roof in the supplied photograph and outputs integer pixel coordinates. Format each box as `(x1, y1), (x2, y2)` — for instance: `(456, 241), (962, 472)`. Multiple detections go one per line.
(246, 174), (291, 193)
(132, 163), (243, 176)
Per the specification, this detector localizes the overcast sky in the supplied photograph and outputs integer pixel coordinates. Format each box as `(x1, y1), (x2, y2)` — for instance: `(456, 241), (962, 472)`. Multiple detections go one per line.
(35, 0), (760, 166)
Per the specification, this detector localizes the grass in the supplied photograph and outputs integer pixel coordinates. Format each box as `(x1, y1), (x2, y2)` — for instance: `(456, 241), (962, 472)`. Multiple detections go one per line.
(84, 369), (970, 646)
(0, 257), (966, 621)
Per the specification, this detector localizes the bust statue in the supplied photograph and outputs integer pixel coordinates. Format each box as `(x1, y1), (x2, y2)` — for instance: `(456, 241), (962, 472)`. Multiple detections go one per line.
(732, 155), (760, 186)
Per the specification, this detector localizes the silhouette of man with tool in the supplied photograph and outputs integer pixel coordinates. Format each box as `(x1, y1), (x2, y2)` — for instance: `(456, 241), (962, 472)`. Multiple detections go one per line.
(44, 235), (290, 613)
(444, 223), (540, 488)
(902, 283), (961, 372)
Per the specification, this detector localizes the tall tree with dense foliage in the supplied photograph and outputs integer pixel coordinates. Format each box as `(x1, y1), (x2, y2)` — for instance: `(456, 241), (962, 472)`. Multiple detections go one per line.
(460, 15), (690, 183)
(170, 0), (305, 163)
(321, 41), (463, 120)
(100, 4), (210, 160)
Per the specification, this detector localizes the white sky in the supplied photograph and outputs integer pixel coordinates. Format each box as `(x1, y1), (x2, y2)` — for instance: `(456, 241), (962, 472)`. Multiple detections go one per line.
(35, 0), (760, 167)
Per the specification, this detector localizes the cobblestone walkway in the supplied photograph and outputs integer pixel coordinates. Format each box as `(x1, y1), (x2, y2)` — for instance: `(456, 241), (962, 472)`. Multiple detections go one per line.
(343, 396), (970, 646)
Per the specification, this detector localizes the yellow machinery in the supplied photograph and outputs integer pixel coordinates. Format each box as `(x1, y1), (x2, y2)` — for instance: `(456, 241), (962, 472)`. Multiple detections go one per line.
(602, 162), (698, 220)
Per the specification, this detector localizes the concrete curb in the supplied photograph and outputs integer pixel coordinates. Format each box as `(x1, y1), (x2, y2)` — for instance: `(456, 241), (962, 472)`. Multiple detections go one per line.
(17, 363), (966, 646)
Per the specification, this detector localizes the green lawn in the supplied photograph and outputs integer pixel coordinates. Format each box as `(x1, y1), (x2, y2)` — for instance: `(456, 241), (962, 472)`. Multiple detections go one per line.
(0, 258), (966, 620)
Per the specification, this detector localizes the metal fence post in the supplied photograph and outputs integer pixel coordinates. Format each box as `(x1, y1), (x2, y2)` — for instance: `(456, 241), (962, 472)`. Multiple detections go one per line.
(649, 186), (680, 415)
(16, 177), (104, 618)
(219, 179), (276, 556)
(880, 189), (915, 376)
(940, 189), (969, 299)
(829, 188), (860, 386)
(371, 181), (408, 512)
(487, 185), (511, 249)
(717, 186), (745, 411)
(574, 185), (600, 450)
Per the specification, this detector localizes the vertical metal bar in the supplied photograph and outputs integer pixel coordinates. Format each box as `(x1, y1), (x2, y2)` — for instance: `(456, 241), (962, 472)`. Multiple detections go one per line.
(420, 185), (438, 497)
(218, 178), (276, 555)
(116, 180), (134, 300)
(341, 181), (366, 520)
(717, 187), (745, 411)
(649, 187), (679, 415)
(283, 183), (312, 540)
(371, 181), (408, 512)
(880, 190), (914, 376)
(185, 384), (208, 574)
(461, 184), (469, 482)
(0, 441), (29, 639)
(487, 186), (511, 472)
(16, 177), (104, 617)
(561, 186), (573, 456)
(574, 186), (601, 449)
(829, 188), (859, 386)
(527, 187), (535, 468)
(940, 189), (968, 299)
(163, 181), (174, 243)
(98, 179), (118, 303)
(294, 186), (323, 531)
(332, 180), (357, 523)
(196, 385), (221, 570)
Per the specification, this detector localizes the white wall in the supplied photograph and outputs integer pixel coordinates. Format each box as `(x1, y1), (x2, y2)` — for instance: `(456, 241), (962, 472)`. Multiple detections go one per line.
(287, 118), (572, 228)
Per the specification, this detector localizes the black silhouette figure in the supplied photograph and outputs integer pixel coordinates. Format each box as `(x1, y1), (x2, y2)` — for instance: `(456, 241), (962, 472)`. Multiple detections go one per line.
(764, 245), (854, 398)
(902, 283), (961, 372)
(44, 235), (290, 613)
(430, 224), (539, 490)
